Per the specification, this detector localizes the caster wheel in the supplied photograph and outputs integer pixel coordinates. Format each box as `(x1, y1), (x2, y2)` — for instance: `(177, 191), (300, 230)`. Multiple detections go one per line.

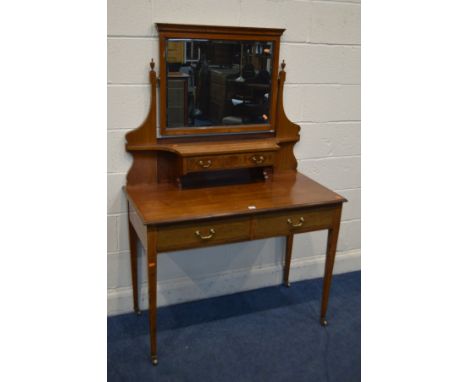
(151, 357), (159, 366)
(320, 319), (328, 327)
(135, 310), (142, 316)
(285, 282), (291, 288)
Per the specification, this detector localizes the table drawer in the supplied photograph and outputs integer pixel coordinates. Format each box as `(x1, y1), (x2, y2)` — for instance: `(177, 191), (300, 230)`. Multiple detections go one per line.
(253, 207), (336, 239)
(157, 217), (251, 252)
(183, 151), (275, 174)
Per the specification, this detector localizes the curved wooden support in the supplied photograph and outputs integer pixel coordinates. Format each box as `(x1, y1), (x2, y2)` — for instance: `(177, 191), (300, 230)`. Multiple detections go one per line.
(126, 59), (159, 147)
(275, 60), (301, 171)
(126, 60), (159, 186)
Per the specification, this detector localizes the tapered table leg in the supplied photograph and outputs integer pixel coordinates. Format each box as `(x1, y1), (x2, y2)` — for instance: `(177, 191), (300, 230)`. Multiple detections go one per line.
(283, 234), (294, 287)
(146, 230), (158, 365)
(320, 206), (342, 326)
(128, 211), (140, 315)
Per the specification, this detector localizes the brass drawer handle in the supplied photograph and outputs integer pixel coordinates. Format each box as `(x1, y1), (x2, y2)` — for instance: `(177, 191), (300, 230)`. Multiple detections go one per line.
(287, 217), (304, 228)
(198, 159), (212, 168)
(194, 228), (216, 240)
(251, 155), (265, 164)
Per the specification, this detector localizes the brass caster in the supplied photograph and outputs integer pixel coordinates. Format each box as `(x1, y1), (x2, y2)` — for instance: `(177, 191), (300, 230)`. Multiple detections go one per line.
(285, 282), (291, 288)
(135, 310), (141, 316)
(151, 357), (158, 366)
(320, 319), (328, 327)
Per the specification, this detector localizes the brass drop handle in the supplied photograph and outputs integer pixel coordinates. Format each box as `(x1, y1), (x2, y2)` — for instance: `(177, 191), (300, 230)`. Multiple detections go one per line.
(194, 228), (216, 240)
(287, 217), (305, 228)
(251, 155), (265, 164)
(198, 159), (212, 168)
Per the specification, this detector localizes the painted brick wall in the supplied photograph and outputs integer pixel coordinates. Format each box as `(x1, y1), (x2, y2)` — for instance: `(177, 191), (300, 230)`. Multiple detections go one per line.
(108, 0), (361, 315)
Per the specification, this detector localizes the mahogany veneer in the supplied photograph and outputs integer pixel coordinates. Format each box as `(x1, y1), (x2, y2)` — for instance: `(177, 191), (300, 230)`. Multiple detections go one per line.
(125, 171), (343, 225)
(122, 24), (346, 366)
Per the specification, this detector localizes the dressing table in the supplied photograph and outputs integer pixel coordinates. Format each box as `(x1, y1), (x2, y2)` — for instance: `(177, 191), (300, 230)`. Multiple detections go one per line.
(123, 23), (346, 365)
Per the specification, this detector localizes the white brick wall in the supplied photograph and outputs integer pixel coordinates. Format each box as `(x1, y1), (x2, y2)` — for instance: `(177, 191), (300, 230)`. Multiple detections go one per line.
(108, 0), (360, 315)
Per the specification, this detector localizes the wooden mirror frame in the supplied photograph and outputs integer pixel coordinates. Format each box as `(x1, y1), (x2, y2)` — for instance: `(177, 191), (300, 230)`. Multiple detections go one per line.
(157, 23), (284, 137)
(125, 24), (300, 188)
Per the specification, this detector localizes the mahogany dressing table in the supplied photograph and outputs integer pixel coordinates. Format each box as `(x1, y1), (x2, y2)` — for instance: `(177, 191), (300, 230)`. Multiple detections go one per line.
(123, 24), (346, 365)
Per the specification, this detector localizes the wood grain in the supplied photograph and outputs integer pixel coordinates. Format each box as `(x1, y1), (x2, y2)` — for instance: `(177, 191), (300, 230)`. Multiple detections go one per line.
(121, 24), (348, 365)
(275, 61), (300, 171)
(183, 151), (275, 174)
(127, 139), (280, 155)
(320, 204), (343, 326)
(125, 171), (346, 225)
(125, 46), (300, 186)
(146, 229), (158, 365)
(252, 205), (336, 239)
(128, 202), (147, 249)
(128, 205), (140, 314)
(157, 23), (282, 137)
(156, 23), (285, 38)
(283, 234), (294, 287)
(157, 217), (250, 252)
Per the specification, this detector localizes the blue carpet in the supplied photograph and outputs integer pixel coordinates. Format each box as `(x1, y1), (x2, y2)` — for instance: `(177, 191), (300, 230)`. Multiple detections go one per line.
(108, 271), (360, 382)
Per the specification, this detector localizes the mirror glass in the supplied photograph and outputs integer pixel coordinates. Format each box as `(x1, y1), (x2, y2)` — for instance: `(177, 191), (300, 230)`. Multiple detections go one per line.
(165, 38), (274, 129)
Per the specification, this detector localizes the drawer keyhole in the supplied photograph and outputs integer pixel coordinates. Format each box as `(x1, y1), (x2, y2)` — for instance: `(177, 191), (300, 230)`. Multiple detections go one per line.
(198, 160), (212, 168)
(195, 228), (216, 240)
(287, 217), (305, 228)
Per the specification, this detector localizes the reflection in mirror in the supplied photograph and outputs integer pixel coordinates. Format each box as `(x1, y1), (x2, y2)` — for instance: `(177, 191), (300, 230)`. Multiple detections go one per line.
(166, 38), (274, 128)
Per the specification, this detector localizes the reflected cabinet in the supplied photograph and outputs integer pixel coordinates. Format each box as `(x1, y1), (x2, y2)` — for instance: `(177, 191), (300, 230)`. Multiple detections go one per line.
(123, 23), (346, 365)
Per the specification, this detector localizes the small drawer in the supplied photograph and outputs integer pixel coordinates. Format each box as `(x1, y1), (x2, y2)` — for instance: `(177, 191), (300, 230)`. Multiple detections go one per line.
(242, 152), (274, 167)
(253, 207), (336, 239)
(183, 151), (275, 174)
(157, 217), (251, 252)
(185, 155), (227, 172)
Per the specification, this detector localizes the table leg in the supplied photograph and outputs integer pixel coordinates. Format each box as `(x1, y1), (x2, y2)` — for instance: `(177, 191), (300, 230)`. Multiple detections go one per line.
(320, 207), (342, 326)
(146, 230), (158, 365)
(283, 234), (294, 287)
(128, 215), (140, 315)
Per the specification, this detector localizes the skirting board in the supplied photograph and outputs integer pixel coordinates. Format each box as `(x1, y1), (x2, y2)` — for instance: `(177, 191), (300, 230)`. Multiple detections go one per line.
(107, 249), (360, 316)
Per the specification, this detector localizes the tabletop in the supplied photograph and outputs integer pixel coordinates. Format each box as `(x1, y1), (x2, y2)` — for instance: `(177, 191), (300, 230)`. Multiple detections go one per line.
(125, 171), (346, 226)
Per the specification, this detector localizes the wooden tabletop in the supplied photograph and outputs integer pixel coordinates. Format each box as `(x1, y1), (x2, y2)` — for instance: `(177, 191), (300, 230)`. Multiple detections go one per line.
(125, 171), (346, 225)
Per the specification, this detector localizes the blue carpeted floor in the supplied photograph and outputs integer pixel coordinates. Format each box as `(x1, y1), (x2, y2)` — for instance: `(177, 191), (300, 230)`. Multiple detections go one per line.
(108, 271), (360, 382)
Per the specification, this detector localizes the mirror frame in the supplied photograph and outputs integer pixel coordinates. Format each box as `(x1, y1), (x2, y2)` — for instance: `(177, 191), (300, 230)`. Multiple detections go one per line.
(156, 23), (284, 137)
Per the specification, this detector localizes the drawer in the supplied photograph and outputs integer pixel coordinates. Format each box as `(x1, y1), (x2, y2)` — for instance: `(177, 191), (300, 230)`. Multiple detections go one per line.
(184, 151), (275, 174)
(253, 207), (336, 239)
(185, 155), (228, 172)
(242, 152), (275, 167)
(157, 217), (251, 252)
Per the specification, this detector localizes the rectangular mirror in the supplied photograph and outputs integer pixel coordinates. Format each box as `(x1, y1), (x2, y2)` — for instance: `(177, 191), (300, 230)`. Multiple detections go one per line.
(157, 24), (283, 137)
(166, 38), (274, 128)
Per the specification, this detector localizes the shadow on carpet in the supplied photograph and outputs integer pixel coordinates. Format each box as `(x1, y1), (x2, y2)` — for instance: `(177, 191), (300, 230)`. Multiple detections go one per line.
(108, 271), (360, 382)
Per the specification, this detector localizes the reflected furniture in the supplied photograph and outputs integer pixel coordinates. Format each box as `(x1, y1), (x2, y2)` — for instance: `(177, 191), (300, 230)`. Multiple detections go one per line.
(208, 67), (238, 123)
(167, 72), (189, 127)
(123, 23), (346, 365)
